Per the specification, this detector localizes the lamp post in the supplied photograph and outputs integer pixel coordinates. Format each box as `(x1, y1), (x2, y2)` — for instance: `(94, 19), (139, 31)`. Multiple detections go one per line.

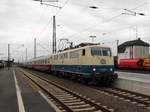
(122, 9), (145, 16)
(89, 35), (96, 43)
(89, 6), (99, 9)
(11, 44), (25, 63)
(116, 40), (119, 58)
(0, 53), (4, 60)
(25, 48), (28, 61)
(7, 44), (10, 69)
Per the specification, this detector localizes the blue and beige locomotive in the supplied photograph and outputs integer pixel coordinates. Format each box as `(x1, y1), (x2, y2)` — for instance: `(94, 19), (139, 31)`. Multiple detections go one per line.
(24, 43), (118, 84)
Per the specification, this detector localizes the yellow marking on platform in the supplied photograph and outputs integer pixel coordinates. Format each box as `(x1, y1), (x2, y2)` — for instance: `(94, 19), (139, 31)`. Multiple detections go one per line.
(13, 70), (26, 112)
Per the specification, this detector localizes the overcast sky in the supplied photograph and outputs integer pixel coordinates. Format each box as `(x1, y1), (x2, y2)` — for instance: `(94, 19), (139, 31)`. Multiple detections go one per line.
(0, 0), (150, 61)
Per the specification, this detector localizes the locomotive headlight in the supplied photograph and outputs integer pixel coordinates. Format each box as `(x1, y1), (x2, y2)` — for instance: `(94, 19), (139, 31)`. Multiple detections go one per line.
(110, 68), (113, 71)
(93, 68), (96, 71)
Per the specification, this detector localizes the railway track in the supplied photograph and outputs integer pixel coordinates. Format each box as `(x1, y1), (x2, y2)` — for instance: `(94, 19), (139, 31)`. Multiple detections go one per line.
(94, 87), (150, 109)
(19, 68), (114, 112)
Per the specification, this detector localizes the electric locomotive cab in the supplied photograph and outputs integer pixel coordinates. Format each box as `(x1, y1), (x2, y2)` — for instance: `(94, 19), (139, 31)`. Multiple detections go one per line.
(89, 46), (118, 82)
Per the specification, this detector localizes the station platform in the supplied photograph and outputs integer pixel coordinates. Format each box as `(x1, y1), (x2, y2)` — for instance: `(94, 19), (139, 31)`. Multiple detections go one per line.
(116, 71), (150, 83)
(114, 71), (150, 96)
(0, 67), (55, 112)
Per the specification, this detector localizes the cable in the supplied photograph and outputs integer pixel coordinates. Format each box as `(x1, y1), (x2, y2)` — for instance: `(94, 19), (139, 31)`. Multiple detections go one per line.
(64, 13), (123, 39)
(32, 5), (50, 38)
(55, 0), (70, 16)
(61, 1), (149, 39)
(37, 43), (50, 53)
(33, 0), (70, 39)
(131, 1), (148, 10)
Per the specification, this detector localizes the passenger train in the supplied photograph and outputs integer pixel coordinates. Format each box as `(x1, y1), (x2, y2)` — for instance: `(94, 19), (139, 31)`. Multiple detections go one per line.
(23, 43), (118, 84)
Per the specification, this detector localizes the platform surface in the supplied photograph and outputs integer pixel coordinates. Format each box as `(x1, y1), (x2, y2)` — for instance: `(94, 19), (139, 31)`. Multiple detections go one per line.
(0, 68), (18, 112)
(0, 68), (55, 112)
(114, 71), (150, 96)
(116, 71), (150, 83)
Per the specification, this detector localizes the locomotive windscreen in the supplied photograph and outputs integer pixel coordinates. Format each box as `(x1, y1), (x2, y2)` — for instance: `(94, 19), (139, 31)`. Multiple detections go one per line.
(91, 47), (111, 56)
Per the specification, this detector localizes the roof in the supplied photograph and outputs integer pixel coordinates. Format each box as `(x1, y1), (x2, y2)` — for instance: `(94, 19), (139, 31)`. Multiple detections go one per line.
(26, 44), (111, 62)
(56, 44), (110, 55)
(118, 38), (149, 53)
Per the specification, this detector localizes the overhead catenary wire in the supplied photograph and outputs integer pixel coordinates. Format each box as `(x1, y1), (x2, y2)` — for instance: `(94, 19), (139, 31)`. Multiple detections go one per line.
(101, 1), (149, 36)
(63, 13), (123, 39)
(32, 5), (50, 39)
(60, 0), (148, 40)
(33, 0), (149, 46)
(33, 0), (70, 40)
(37, 43), (50, 53)
(131, 1), (148, 10)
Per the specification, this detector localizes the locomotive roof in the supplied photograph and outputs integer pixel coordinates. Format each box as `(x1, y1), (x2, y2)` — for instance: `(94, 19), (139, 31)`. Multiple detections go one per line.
(27, 45), (110, 62)
(53, 44), (110, 55)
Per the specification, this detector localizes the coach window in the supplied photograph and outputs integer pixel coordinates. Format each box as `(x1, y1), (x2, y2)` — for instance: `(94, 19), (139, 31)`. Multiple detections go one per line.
(45, 60), (47, 64)
(82, 49), (85, 56)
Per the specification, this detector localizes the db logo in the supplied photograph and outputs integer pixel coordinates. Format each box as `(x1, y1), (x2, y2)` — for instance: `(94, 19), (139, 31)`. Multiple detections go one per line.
(100, 59), (106, 64)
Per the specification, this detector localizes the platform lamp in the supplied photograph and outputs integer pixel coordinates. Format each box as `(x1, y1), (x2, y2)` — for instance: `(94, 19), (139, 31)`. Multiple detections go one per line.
(89, 35), (96, 43)
(122, 9), (145, 16)
(0, 53), (4, 61)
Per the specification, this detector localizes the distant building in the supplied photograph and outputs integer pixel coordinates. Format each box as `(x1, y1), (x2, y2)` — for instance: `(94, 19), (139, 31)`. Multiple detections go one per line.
(118, 38), (149, 60)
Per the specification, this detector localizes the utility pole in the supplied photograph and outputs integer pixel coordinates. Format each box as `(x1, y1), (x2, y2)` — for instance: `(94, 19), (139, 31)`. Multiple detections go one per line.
(116, 40), (119, 57)
(8, 44), (10, 69)
(135, 25), (138, 39)
(34, 38), (36, 58)
(25, 48), (27, 61)
(33, 1), (60, 54)
(53, 16), (56, 53)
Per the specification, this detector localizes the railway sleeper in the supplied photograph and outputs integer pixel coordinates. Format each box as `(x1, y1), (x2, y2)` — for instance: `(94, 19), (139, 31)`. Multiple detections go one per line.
(56, 95), (76, 99)
(72, 106), (96, 112)
(65, 101), (86, 106)
(55, 94), (72, 97)
(68, 104), (91, 109)
(62, 99), (81, 103)
(59, 97), (77, 101)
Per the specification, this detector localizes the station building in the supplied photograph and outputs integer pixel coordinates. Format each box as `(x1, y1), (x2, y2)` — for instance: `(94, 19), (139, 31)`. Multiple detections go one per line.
(118, 38), (149, 60)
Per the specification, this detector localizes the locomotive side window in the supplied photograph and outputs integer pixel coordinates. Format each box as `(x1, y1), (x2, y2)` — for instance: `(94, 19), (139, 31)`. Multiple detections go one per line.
(91, 47), (111, 56)
(91, 48), (102, 56)
(82, 49), (85, 56)
(102, 49), (111, 56)
(70, 51), (79, 58)
(63, 53), (68, 59)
